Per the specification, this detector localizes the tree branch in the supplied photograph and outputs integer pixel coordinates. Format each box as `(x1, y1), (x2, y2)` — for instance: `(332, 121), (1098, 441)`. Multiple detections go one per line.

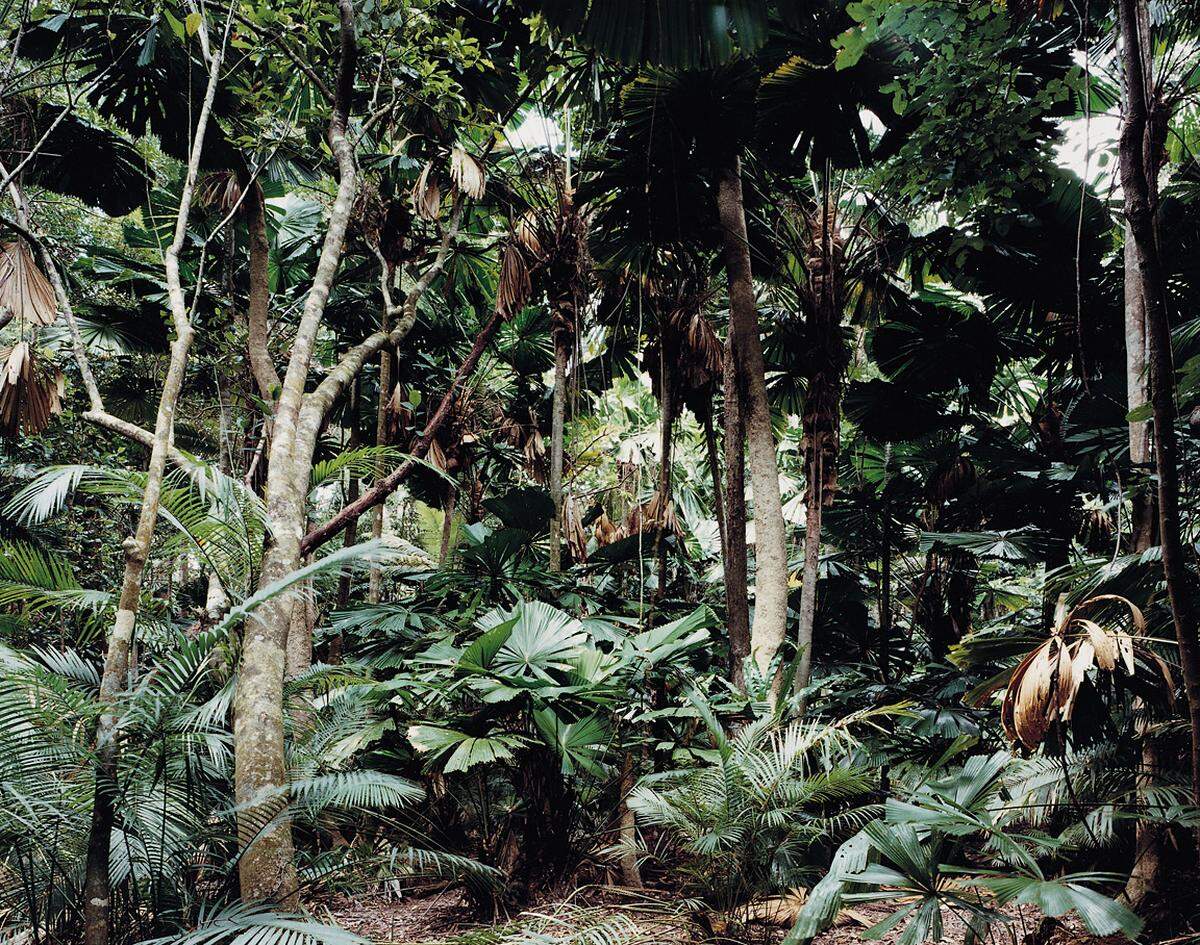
(246, 184), (281, 401)
(300, 194), (466, 420)
(300, 308), (504, 555)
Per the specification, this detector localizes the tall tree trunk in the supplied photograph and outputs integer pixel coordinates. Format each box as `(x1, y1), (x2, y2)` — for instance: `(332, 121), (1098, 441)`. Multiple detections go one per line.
(548, 332), (568, 572)
(795, 186), (845, 702)
(716, 157), (788, 693)
(702, 409), (726, 557)
(722, 333), (751, 689)
(1118, 0), (1200, 836)
(234, 0), (358, 904)
(656, 351), (674, 597)
(1121, 6), (1168, 902)
(83, 323), (195, 945)
(81, 31), (222, 941)
(795, 486), (821, 700)
(369, 336), (392, 603)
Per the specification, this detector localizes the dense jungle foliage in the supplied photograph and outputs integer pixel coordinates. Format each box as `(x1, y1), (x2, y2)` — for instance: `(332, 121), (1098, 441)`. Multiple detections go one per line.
(2, 1), (1200, 944)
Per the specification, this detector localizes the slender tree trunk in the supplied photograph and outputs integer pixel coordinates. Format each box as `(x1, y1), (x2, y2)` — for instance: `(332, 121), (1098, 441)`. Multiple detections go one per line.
(549, 333), (568, 572)
(795, 185), (844, 702)
(247, 185), (281, 404)
(656, 352), (674, 597)
(1118, 0), (1200, 837)
(616, 751), (642, 888)
(82, 29), (222, 940)
(795, 483), (821, 700)
(83, 324), (194, 945)
(722, 334), (751, 689)
(716, 157), (788, 693)
(1121, 10), (1168, 901)
(439, 487), (457, 566)
(702, 409), (726, 557)
(369, 336), (392, 603)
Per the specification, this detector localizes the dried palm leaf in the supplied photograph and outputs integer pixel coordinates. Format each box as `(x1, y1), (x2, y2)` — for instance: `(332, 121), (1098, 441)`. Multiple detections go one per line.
(593, 511), (621, 546)
(410, 161), (441, 222)
(0, 242), (58, 326)
(496, 243), (530, 317)
(514, 210), (543, 258)
(1000, 593), (1170, 751)
(449, 147), (486, 199)
(0, 341), (63, 436)
(564, 499), (589, 564)
(426, 438), (447, 471)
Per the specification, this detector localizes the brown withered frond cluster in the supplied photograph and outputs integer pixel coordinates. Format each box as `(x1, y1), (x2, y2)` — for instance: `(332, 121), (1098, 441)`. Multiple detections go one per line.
(0, 341), (63, 437)
(1000, 594), (1174, 752)
(0, 241), (58, 327)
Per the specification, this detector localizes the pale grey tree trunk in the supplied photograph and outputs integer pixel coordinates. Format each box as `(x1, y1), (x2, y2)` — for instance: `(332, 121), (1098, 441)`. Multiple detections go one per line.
(548, 335), (568, 572)
(1121, 21), (1166, 903)
(233, 0), (358, 904)
(716, 157), (788, 695)
(1118, 0), (1200, 853)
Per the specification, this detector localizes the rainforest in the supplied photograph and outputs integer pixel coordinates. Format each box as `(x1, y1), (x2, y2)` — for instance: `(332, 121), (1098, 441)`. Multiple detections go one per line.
(1, 1), (1199, 944)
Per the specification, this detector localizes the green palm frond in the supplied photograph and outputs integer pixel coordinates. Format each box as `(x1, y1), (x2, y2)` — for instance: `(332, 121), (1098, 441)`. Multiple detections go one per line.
(290, 770), (424, 813)
(142, 901), (367, 945)
(0, 539), (112, 614)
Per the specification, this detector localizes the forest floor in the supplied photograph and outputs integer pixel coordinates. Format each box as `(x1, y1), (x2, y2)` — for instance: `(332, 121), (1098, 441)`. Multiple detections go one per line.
(315, 886), (1128, 945)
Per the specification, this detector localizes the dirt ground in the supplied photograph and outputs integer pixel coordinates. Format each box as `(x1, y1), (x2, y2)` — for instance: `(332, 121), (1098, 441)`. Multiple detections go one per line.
(313, 886), (1131, 945)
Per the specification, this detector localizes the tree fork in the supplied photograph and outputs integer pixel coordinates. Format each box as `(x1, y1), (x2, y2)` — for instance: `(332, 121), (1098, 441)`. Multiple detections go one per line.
(301, 309), (505, 555)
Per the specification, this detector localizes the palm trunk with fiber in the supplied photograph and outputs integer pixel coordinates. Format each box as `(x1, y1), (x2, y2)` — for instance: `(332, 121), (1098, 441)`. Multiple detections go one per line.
(795, 194), (845, 702)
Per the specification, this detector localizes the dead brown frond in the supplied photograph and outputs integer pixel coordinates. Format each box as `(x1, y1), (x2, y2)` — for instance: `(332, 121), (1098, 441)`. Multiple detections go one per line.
(0, 341), (63, 436)
(593, 510), (622, 547)
(496, 242), (531, 318)
(449, 147), (486, 200)
(514, 209), (543, 258)
(195, 170), (244, 214)
(626, 490), (681, 541)
(411, 161), (441, 222)
(1000, 594), (1173, 751)
(0, 241), (57, 327)
(564, 499), (589, 564)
